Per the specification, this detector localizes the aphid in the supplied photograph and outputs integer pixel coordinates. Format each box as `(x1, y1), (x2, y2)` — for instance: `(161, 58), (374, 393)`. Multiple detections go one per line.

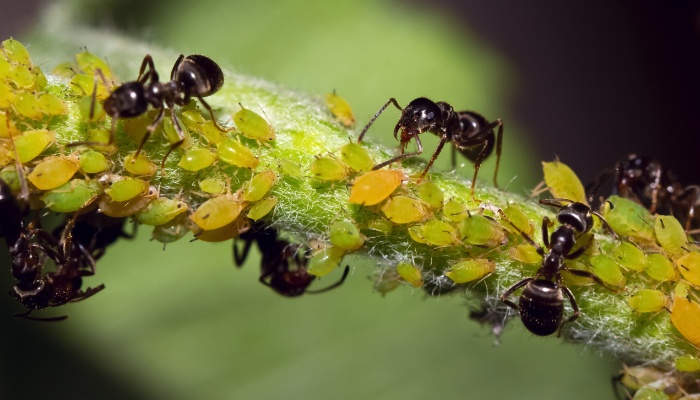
(676, 252), (700, 287)
(75, 50), (114, 79)
(194, 216), (250, 242)
(98, 186), (157, 218)
(178, 148), (215, 172)
(136, 197), (188, 226)
(0, 81), (13, 108)
(216, 138), (259, 169)
(13, 92), (42, 120)
(381, 195), (430, 224)
(309, 155), (349, 181)
(151, 213), (189, 245)
(27, 157), (79, 190)
(612, 241), (645, 273)
(78, 95), (105, 122)
(329, 219), (365, 251)
(198, 120), (225, 144)
(460, 213), (505, 247)
(198, 178), (226, 194)
(410, 219), (458, 246)
(123, 152), (157, 176)
(13, 130), (54, 163)
(415, 181), (444, 209)
(396, 262), (423, 288)
(644, 253), (678, 282)
(366, 216), (393, 234)
(7, 65), (35, 90)
(444, 259), (495, 284)
(373, 269), (402, 296)
(676, 355), (700, 373)
(278, 159), (303, 178)
(498, 201), (614, 336)
(307, 245), (346, 277)
(499, 204), (534, 237)
(589, 254), (626, 288)
(2, 38), (31, 66)
(246, 196), (278, 221)
(602, 195), (655, 242)
(348, 169), (404, 206)
(190, 194), (247, 231)
(442, 198), (469, 222)
(41, 179), (102, 213)
(540, 160), (588, 204)
(670, 294), (700, 348)
(162, 113), (193, 149)
(509, 244), (542, 264)
(79, 150), (110, 174)
(655, 215), (688, 257)
(627, 289), (668, 313)
(233, 103), (275, 142)
(240, 170), (276, 202)
(339, 142), (373, 172)
(357, 97), (503, 190)
(37, 93), (68, 116)
(325, 90), (355, 127)
(105, 178), (149, 202)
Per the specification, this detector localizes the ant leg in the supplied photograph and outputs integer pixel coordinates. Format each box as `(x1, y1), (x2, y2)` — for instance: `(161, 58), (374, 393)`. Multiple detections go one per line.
(89, 68), (111, 120)
(357, 98), (402, 143)
(418, 138), (448, 179)
(307, 265), (350, 294)
(497, 209), (546, 256)
(134, 106), (166, 159)
(371, 132), (424, 170)
(233, 238), (254, 267)
(587, 164), (619, 205)
(170, 54), (185, 80)
(196, 95), (226, 132)
(590, 210), (619, 240)
(492, 120), (503, 188)
(137, 54), (158, 83)
(499, 277), (532, 311)
(557, 285), (580, 336)
(68, 284), (105, 303)
(541, 216), (551, 249)
(562, 267), (620, 292)
(15, 309), (69, 322)
(648, 163), (664, 214)
(160, 110), (186, 172)
(538, 198), (575, 209)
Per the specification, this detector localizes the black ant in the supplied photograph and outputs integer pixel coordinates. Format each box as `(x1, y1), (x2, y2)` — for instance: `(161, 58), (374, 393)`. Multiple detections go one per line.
(53, 209), (135, 262)
(233, 225), (350, 297)
(80, 53), (225, 168)
(498, 198), (617, 336)
(357, 97), (503, 191)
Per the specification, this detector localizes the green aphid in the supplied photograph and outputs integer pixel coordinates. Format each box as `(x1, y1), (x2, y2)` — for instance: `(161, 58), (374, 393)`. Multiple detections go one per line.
(367, 217), (393, 234)
(676, 355), (700, 372)
(31, 65), (47, 90)
(106, 178), (149, 202)
(79, 150), (110, 174)
(162, 114), (191, 147)
(199, 120), (225, 144)
(396, 262), (423, 288)
(542, 160), (587, 204)
(178, 148), (215, 172)
(654, 215), (687, 257)
(37, 93), (68, 116)
(180, 109), (205, 131)
(307, 246), (345, 277)
(0, 81), (14, 108)
(0, 167), (21, 191)
(329, 219), (364, 251)
(75, 51), (113, 78)
(69, 74), (94, 96)
(278, 159), (303, 178)
(560, 261), (595, 286)
(644, 253), (678, 282)
(339, 142), (373, 172)
(136, 197), (188, 226)
(78, 95), (105, 122)
(14, 129), (54, 163)
(199, 178), (226, 194)
(0, 55), (10, 79)
(500, 204), (534, 236)
(589, 254), (626, 287)
(612, 241), (645, 272)
(151, 213), (190, 245)
(217, 138), (259, 169)
(416, 181), (444, 209)
(2, 38), (31, 66)
(86, 128), (114, 152)
(628, 289), (668, 313)
(124, 152), (157, 176)
(382, 195), (429, 224)
(14, 92), (42, 119)
(310, 156), (349, 181)
(41, 179), (101, 213)
(241, 170), (276, 202)
(415, 219), (457, 246)
(445, 259), (495, 283)
(602, 195), (655, 242)
(408, 225), (427, 244)
(247, 196), (278, 221)
(233, 103), (275, 142)
(460, 213), (505, 247)
(8, 64), (34, 89)
(442, 198), (468, 222)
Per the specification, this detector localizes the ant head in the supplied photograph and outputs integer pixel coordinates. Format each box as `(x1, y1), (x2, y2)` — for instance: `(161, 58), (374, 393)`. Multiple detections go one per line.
(174, 55), (224, 97)
(103, 82), (149, 118)
(556, 202), (594, 233)
(394, 97), (441, 142)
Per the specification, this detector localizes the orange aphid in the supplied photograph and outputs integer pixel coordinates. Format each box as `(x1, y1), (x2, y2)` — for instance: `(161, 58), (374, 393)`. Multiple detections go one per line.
(349, 169), (404, 206)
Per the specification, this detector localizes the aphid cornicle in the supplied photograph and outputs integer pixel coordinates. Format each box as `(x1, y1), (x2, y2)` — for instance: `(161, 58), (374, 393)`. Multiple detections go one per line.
(357, 97), (503, 191)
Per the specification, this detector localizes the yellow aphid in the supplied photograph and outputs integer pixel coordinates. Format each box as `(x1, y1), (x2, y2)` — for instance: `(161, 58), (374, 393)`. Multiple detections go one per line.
(445, 259), (495, 283)
(542, 160), (587, 204)
(99, 187), (157, 218)
(500, 204), (534, 236)
(233, 103), (275, 142)
(13, 130), (54, 163)
(105, 178), (149, 202)
(677, 252), (700, 287)
(0, 81), (13, 108)
(349, 169), (405, 206)
(325, 91), (356, 127)
(241, 170), (276, 202)
(367, 217), (393, 234)
(628, 289), (668, 313)
(37, 93), (68, 116)
(190, 195), (247, 231)
(247, 196), (278, 221)
(14, 92), (42, 119)
(396, 262), (423, 288)
(136, 197), (189, 226)
(670, 295), (700, 347)
(178, 148), (215, 172)
(123, 152), (157, 176)
(194, 217), (251, 243)
(217, 138), (259, 169)
(75, 51), (114, 79)
(509, 244), (542, 264)
(199, 120), (225, 144)
(382, 195), (429, 224)
(199, 178), (226, 194)
(310, 156), (349, 181)
(411, 220), (458, 246)
(0, 111), (19, 138)
(27, 157), (78, 190)
(602, 196), (655, 242)
(654, 215), (688, 257)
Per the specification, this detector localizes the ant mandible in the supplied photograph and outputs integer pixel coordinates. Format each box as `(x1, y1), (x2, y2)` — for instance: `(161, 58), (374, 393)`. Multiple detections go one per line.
(357, 97), (503, 191)
(498, 198), (617, 336)
(83, 53), (225, 168)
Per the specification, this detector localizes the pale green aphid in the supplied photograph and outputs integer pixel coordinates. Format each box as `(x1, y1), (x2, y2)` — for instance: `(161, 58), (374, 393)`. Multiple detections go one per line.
(69, 74), (96, 97)
(445, 259), (495, 284)
(199, 178), (226, 194)
(78, 95), (105, 122)
(136, 197), (189, 226)
(676, 252), (700, 287)
(106, 178), (149, 202)
(28, 157), (79, 190)
(612, 241), (645, 272)
(241, 170), (276, 202)
(41, 179), (101, 212)
(654, 215), (688, 257)
(644, 253), (678, 282)
(589, 254), (626, 287)
(509, 244), (541, 264)
(367, 217), (393, 234)
(396, 262), (423, 288)
(500, 204), (534, 236)
(178, 148), (215, 172)
(309, 156), (349, 181)
(14, 92), (42, 120)
(413, 219), (457, 246)
(329, 219), (364, 251)
(14, 129), (54, 163)
(542, 160), (587, 204)
(307, 246), (345, 277)
(602, 195), (655, 242)
(2, 38), (31, 66)
(627, 289), (668, 313)
(0, 81), (14, 108)
(199, 120), (225, 144)
(217, 138), (259, 169)
(151, 214), (190, 245)
(372, 269), (402, 296)
(676, 355), (700, 373)
(460, 213), (505, 247)
(30, 65), (47, 90)
(75, 50), (114, 78)
(0, 54), (9, 79)
(0, 166), (21, 191)
(442, 198), (468, 222)
(416, 181), (444, 209)
(278, 159), (303, 178)
(8, 64), (35, 89)
(79, 150), (110, 174)
(560, 261), (595, 286)
(325, 91), (356, 128)
(339, 142), (373, 172)
(407, 226), (427, 244)
(382, 195), (429, 224)
(247, 196), (278, 221)
(37, 92), (67, 116)
(233, 103), (275, 142)
(162, 114), (191, 147)
(123, 152), (157, 176)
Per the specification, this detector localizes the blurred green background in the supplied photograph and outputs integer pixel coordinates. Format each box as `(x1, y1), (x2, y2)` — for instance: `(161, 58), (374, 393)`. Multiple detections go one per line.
(0, 0), (620, 398)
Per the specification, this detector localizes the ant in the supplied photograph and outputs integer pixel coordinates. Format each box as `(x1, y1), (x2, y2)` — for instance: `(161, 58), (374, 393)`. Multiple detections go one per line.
(53, 209), (135, 262)
(498, 198), (617, 336)
(81, 53), (225, 167)
(233, 224), (350, 297)
(357, 97), (503, 191)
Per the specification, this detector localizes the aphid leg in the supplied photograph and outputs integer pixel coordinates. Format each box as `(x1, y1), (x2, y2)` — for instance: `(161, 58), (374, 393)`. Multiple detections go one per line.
(134, 106), (165, 159)
(357, 98), (402, 143)
(499, 277), (532, 311)
(307, 265), (351, 294)
(371, 133), (424, 171)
